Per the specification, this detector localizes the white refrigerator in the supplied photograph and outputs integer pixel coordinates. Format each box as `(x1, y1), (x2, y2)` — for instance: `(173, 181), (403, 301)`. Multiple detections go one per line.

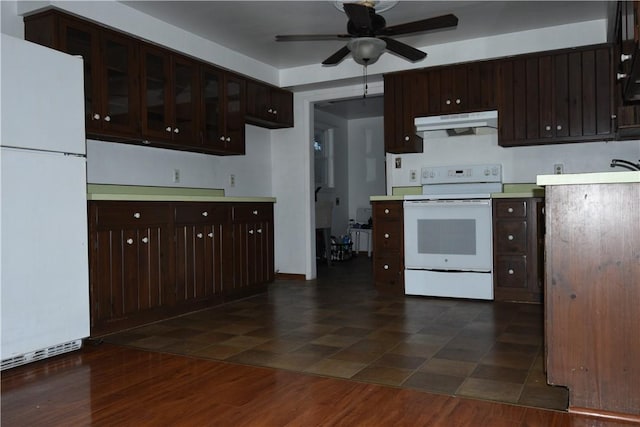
(1, 34), (90, 369)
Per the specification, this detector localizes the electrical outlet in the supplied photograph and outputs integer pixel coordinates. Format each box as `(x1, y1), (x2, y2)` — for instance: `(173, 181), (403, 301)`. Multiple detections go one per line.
(554, 163), (564, 175)
(173, 168), (180, 183)
(395, 157), (402, 168)
(229, 174), (235, 187)
(409, 169), (417, 182)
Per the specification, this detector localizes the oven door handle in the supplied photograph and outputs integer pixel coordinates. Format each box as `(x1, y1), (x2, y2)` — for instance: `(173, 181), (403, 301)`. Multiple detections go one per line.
(403, 200), (491, 207)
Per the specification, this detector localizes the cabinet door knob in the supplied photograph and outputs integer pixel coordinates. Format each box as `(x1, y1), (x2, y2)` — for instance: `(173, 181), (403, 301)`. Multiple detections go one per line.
(166, 126), (172, 132)
(197, 233), (203, 239)
(249, 229), (254, 235)
(253, 210), (258, 215)
(508, 234), (514, 241)
(93, 113), (101, 120)
(133, 212), (141, 219)
(272, 109), (277, 115)
(126, 238), (134, 245)
(104, 115), (111, 122)
(208, 232), (213, 238)
(508, 268), (514, 275)
(383, 264), (389, 270)
(455, 98), (461, 104)
(507, 207), (514, 213)
(621, 53), (632, 62)
(257, 228), (262, 234)
(445, 99), (451, 105)
(174, 128), (180, 134)
(545, 125), (551, 131)
(384, 208), (389, 214)
(617, 72), (628, 80)
(226, 137), (231, 142)
(219, 136), (225, 141)
(556, 125), (562, 131)
(384, 233), (390, 239)
(141, 237), (149, 244)
(202, 211), (208, 217)
(404, 136), (409, 141)
(268, 108), (273, 113)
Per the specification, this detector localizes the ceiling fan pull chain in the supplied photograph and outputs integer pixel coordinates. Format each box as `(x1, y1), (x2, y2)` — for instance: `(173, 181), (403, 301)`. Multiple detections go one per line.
(363, 64), (368, 98)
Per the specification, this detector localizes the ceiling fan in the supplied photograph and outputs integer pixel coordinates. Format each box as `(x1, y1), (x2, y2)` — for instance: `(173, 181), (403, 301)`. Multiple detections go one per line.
(275, 1), (458, 66)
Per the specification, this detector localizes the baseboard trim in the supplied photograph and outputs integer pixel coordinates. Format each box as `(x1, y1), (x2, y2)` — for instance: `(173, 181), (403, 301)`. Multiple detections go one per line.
(275, 273), (306, 281)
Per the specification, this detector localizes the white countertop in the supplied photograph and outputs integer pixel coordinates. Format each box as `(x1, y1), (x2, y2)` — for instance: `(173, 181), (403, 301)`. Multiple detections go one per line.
(537, 171), (640, 186)
(87, 184), (276, 203)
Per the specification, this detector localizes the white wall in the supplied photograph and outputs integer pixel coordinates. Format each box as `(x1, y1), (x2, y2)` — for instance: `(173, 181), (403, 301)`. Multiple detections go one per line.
(87, 125), (273, 196)
(347, 116), (385, 217)
(386, 132), (640, 192)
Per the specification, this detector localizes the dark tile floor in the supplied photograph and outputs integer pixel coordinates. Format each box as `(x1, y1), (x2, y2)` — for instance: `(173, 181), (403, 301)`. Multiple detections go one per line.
(102, 255), (569, 411)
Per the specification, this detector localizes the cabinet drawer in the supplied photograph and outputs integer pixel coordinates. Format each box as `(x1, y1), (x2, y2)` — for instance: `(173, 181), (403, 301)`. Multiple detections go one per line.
(374, 222), (403, 252)
(495, 256), (528, 289)
(374, 255), (404, 288)
(175, 204), (230, 224)
(494, 200), (527, 218)
(373, 202), (403, 221)
(233, 204), (273, 222)
(93, 202), (172, 226)
(495, 220), (528, 253)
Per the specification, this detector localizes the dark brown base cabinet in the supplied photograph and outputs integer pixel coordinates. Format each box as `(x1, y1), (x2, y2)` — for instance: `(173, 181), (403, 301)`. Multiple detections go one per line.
(492, 198), (544, 303)
(545, 183), (639, 418)
(372, 201), (404, 295)
(88, 201), (274, 335)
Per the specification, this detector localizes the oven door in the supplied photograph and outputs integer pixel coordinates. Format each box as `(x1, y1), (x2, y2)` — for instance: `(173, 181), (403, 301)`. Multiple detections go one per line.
(403, 199), (492, 271)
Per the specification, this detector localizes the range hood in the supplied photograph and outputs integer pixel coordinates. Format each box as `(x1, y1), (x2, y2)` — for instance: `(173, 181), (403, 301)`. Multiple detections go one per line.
(415, 110), (498, 135)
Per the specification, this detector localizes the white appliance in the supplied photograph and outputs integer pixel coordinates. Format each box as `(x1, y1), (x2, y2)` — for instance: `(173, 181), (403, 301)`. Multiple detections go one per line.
(403, 164), (502, 300)
(1, 34), (89, 369)
(414, 110), (498, 134)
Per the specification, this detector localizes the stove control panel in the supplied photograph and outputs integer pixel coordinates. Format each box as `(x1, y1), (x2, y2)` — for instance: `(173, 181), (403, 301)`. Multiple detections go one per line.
(421, 164), (502, 185)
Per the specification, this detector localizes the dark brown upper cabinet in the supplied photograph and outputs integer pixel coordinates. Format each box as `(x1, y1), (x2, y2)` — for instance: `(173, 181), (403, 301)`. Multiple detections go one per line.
(24, 9), (293, 156)
(140, 46), (199, 147)
(497, 44), (614, 146)
(425, 61), (497, 115)
(383, 71), (424, 154)
(201, 66), (246, 155)
(246, 80), (294, 129)
(25, 11), (141, 140)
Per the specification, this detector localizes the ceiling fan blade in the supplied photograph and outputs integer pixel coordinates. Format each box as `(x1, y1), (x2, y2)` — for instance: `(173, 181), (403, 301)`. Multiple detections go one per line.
(379, 37), (426, 62)
(322, 45), (351, 66)
(343, 3), (374, 33)
(379, 13), (458, 36)
(276, 34), (351, 42)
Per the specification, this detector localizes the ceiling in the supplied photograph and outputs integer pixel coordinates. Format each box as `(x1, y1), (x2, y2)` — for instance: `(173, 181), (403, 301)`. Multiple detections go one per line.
(119, 1), (613, 119)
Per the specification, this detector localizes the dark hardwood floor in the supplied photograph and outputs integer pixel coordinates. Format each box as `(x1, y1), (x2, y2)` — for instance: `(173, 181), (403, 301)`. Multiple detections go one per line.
(2, 343), (638, 426)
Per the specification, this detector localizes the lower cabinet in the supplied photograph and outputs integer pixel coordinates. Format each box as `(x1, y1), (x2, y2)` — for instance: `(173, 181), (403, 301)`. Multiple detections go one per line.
(88, 200), (274, 335)
(372, 201), (405, 295)
(492, 198), (544, 303)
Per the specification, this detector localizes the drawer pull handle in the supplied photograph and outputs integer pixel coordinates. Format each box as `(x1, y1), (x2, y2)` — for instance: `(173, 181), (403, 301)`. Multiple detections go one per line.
(202, 211), (208, 217)
(508, 269), (514, 275)
(133, 212), (141, 219)
(384, 233), (390, 239)
(507, 207), (514, 213)
(141, 237), (148, 244)
(508, 235), (514, 241)
(126, 238), (134, 245)
(208, 232), (213, 238)
(197, 233), (203, 239)
(383, 264), (389, 270)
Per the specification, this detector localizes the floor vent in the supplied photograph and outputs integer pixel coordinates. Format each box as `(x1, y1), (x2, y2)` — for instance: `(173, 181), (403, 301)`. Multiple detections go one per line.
(1, 340), (82, 371)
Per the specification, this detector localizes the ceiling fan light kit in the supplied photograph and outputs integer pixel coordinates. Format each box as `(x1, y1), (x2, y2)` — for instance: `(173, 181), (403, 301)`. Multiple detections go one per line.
(275, 2), (458, 66)
(348, 37), (386, 65)
(333, 0), (399, 14)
